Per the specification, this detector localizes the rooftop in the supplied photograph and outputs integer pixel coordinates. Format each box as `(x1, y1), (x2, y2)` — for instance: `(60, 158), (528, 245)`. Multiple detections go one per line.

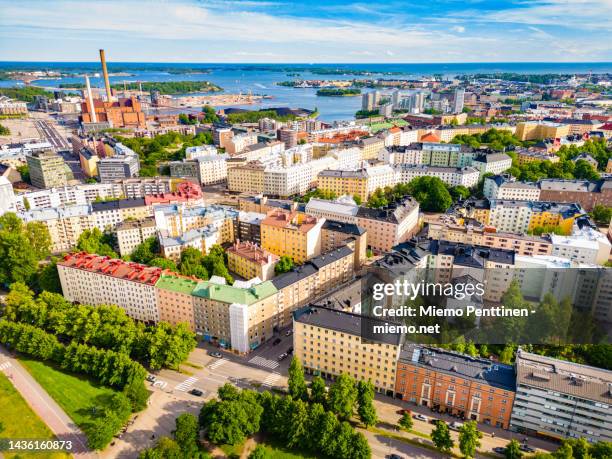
(192, 280), (277, 305)
(357, 196), (419, 224)
(262, 209), (319, 233)
(91, 198), (146, 212)
(59, 252), (163, 285)
(227, 241), (279, 265)
(155, 273), (199, 294)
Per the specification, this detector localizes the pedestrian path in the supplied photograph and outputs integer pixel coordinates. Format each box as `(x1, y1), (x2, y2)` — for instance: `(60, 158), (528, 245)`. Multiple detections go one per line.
(262, 373), (281, 388)
(175, 376), (198, 392)
(248, 356), (279, 369)
(0, 361), (12, 372)
(208, 359), (227, 370)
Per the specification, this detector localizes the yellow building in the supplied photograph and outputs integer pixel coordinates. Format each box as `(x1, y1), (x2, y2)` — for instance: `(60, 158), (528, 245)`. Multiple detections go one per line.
(227, 241), (279, 281)
(358, 136), (385, 160)
(515, 121), (570, 141)
(261, 210), (324, 264)
(293, 306), (402, 394)
(227, 162), (265, 194)
(79, 148), (100, 178)
(516, 149), (561, 165)
(317, 169), (368, 202)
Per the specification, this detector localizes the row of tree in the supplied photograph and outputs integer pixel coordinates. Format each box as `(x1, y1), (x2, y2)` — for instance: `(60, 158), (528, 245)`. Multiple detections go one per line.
(3, 283), (197, 370)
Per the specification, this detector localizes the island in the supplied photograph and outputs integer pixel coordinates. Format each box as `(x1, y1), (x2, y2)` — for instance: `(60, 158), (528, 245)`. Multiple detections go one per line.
(316, 88), (361, 96)
(58, 80), (222, 94)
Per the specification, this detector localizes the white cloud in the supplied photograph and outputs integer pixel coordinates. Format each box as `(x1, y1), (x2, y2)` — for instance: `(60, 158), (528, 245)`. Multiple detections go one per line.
(451, 26), (466, 33)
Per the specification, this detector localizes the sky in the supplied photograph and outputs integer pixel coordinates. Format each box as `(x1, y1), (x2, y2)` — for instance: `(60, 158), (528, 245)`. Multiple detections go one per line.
(0, 0), (611, 63)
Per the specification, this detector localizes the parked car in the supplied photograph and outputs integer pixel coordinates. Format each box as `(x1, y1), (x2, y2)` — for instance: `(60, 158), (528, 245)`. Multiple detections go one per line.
(287, 346), (294, 354)
(493, 447), (506, 454)
(209, 351), (222, 358)
(146, 374), (156, 382)
(272, 338), (282, 346)
(414, 414), (428, 422)
(189, 389), (203, 397)
(520, 445), (536, 453)
(396, 408), (411, 415)
(388, 454), (404, 459)
(278, 352), (288, 361)
(449, 422), (463, 431)
(285, 329), (293, 336)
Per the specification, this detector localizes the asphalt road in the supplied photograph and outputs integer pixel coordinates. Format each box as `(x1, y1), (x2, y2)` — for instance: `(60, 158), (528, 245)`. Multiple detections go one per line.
(34, 119), (70, 150)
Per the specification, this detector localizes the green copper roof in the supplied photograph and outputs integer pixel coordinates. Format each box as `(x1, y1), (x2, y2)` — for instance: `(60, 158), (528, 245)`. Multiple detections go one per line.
(192, 280), (277, 305)
(155, 274), (199, 295)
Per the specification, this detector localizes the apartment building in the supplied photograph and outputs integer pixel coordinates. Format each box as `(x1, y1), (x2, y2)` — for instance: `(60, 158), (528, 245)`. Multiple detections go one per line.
(472, 153), (512, 176)
(427, 220), (553, 257)
(318, 165), (396, 202)
(396, 345), (516, 429)
(356, 196), (420, 252)
(213, 127), (233, 149)
(226, 133), (258, 155)
(264, 162), (313, 197)
(227, 161), (266, 194)
(305, 196), (359, 224)
(358, 136), (386, 160)
(321, 220), (367, 268)
(272, 245), (355, 326)
(538, 179), (612, 211)
(97, 143), (140, 183)
(115, 217), (157, 256)
(484, 176), (541, 201)
(238, 195), (297, 214)
(433, 125), (515, 143)
(26, 149), (69, 189)
(550, 229), (612, 265)
(261, 210), (324, 263)
(396, 165), (480, 188)
(510, 349), (612, 443)
(515, 149), (561, 166)
(293, 305), (402, 394)
(385, 142), (476, 167)
(488, 200), (585, 234)
(194, 155), (228, 185)
(191, 279), (278, 352)
(154, 204), (237, 238)
(227, 241), (279, 281)
(57, 252), (162, 323)
(155, 274), (198, 331)
(185, 145), (217, 160)
(515, 121), (570, 141)
(236, 211), (265, 246)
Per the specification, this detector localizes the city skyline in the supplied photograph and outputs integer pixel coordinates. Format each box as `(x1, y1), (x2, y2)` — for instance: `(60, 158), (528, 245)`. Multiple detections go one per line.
(1, 0), (611, 63)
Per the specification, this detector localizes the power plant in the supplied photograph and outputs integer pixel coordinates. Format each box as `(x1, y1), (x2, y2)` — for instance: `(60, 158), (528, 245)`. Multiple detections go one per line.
(99, 49), (113, 102)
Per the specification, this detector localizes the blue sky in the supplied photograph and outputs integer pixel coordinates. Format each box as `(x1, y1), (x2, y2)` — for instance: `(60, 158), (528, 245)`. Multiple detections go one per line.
(0, 0), (610, 62)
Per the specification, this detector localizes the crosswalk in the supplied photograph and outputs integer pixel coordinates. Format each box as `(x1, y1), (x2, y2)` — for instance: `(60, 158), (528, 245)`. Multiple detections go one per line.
(208, 359), (227, 370)
(248, 356), (279, 370)
(0, 361), (12, 372)
(262, 373), (281, 388)
(175, 376), (198, 392)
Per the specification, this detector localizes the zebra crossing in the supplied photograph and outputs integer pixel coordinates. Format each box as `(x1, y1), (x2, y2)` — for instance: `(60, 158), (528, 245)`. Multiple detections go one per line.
(0, 361), (12, 372)
(261, 373), (280, 388)
(174, 376), (198, 392)
(208, 359), (227, 370)
(248, 356), (279, 370)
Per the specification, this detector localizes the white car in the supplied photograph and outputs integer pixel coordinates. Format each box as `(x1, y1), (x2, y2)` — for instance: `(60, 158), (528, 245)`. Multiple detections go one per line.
(414, 414), (428, 422)
(449, 422), (463, 431)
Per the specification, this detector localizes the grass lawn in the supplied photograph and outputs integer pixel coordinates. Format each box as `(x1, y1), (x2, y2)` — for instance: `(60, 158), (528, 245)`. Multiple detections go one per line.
(0, 373), (71, 459)
(219, 441), (245, 457)
(20, 358), (121, 441)
(259, 442), (318, 459)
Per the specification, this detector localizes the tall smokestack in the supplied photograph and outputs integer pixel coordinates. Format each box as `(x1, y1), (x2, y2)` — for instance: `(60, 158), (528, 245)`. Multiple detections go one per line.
(99, 49), (113, 102)
(84, 75), (97, 123)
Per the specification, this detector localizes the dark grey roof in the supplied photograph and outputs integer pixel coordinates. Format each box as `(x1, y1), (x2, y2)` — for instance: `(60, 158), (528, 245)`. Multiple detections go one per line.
(294, 306), (403, 346)
(400, 344), (516, 392)
(322, 220), (366, 236)
(271, 263), (318, 289)
(429, 240), (515, 267)
(357, 196), (419, 224)
(310, 245), (354, 270)
(91, 198), (146, 212)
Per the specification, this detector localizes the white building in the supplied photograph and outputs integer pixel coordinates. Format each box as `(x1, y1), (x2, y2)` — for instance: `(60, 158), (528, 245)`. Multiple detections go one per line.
(264, 162), (313, 197)
(185, 145), (218, 160)
(0, 176), (16, 215)
(396, 165), (480, 188)
(551, 228), (612, 266)
(483, 175), (541, 201)
(366, 164), (397, 193)
(305, 196), (359, 224)
(195, 154), (228, 185)
(330, 147), (361, 170)
(472, 153), (513, 176)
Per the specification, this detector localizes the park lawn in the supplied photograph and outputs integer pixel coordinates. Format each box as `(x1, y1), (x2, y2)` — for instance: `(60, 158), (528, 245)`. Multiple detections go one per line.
(0, 373), (71, 459)
(19, 358), (121, 441)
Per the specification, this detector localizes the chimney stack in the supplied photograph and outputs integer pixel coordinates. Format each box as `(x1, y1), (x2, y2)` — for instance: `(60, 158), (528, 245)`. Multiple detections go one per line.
(99, 49), (113, 102)
(84, 75), (97, 123)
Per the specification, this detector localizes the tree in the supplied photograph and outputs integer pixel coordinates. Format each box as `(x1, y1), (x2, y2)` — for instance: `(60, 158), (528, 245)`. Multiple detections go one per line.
(37, 257), (62, 293)
(431, 420), (454, 454)
(149, 257), (177, 270)
(590, 205), (612, 225)
(130, 236), (159, 264)
(405, 177), (453, 212)
(505, 439), (523, 459)
(286, 398), (309, 448)
(248, 445), (269, 459)
(76, 228), (117, 258)
(327, 373), (357, 420)
(309, 376), (327, 405)
(288, 357), (308, 400)
(201, 105), (219, 124)
(398, 412), (413, 430)
(275, 256), (294, 274)
(0, 123), (10, 135)
(553, 441), (574, 459)
(574, 160), (600, 181)
(356, 380), (377, 428)
(458, 420), (482, 459)
(173, 413), (199, 458)
(139, 437), (182, 459)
